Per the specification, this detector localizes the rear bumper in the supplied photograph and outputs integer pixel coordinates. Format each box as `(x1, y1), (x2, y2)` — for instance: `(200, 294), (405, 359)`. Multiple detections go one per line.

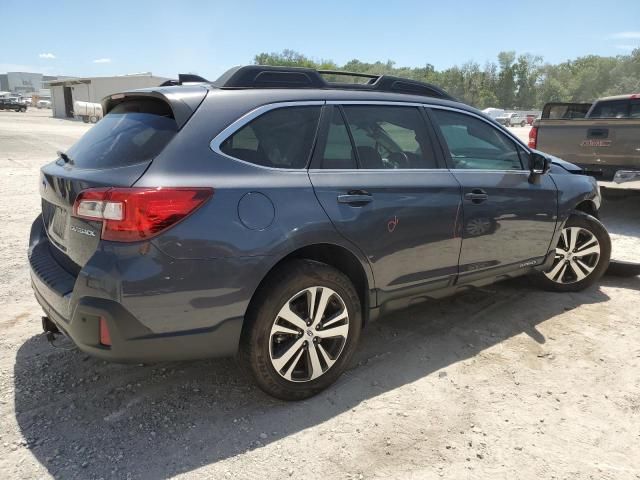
(578, 163), (640, 190)
(28, 218), (249, 363)
(599, 170), (640, 190)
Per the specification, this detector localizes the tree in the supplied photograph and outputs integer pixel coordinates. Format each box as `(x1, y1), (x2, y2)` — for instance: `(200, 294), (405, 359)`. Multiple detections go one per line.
(253, 49), (638, 110)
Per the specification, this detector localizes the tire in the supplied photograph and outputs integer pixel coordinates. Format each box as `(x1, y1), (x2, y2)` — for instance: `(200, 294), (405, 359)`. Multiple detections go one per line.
(239, 259), (362, 400)
(82, 116), (89, 123)
(535, 213), (611, 292)
(89, 115), (98, 123)
(520, 121), (526, 127)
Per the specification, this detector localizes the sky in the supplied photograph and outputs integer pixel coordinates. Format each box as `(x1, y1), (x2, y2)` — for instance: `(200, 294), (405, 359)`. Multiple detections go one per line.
(1, 0), (639, 81)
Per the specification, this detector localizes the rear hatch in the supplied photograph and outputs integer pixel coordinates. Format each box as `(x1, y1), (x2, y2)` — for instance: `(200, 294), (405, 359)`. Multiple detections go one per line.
(39, 88), (207, 270)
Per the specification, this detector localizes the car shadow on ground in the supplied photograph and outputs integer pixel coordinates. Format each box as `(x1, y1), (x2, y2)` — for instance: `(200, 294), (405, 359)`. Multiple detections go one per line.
(12, 275), (637, 479)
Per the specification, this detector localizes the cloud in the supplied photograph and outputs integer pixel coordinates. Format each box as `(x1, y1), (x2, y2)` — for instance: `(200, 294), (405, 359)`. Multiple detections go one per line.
(39, 53), (56, 59)
(93, 58), (112, 64)
(610, 31), (640, 39)
(615, 44), (637, 51)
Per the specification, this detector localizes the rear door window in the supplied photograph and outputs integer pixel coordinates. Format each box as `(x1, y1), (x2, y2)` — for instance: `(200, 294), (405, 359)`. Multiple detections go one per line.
(220, 106), (321, 168)
(66, 98), (178, 169)
(342, 105), (437, 169)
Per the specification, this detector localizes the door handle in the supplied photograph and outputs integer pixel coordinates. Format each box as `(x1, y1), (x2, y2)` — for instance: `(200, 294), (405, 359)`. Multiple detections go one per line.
(464, 189), (488, 204)
(337, 190), (373, 206)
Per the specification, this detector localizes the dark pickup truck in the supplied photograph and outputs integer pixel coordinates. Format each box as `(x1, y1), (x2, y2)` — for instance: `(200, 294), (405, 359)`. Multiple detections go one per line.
(0, 98), (27, 112)
(530, 94), (640, 191)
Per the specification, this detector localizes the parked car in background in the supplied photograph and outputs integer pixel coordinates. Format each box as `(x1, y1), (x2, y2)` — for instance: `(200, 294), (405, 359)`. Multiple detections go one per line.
(37, 100), (52, 109)
(30, 65), (610, 400)
(496, 112), (527, 127)
(0, 98), (27, 112)
(531, 94), (640, 192)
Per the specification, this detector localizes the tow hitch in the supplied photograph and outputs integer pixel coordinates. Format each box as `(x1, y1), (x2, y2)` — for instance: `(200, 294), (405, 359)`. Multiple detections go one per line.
(42, 316), (75, 350)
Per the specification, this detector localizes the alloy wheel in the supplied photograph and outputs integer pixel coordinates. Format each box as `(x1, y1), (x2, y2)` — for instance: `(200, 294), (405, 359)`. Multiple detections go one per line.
(544, 226), (601, 284)
(269, 286), (349, 382)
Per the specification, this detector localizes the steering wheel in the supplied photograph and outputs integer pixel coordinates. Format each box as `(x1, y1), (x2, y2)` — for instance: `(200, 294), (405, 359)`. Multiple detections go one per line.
(388, 151), (410, 169)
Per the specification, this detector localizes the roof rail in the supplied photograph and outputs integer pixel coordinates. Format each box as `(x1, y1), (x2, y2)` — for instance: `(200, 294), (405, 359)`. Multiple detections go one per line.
(212, 65), (455, 101)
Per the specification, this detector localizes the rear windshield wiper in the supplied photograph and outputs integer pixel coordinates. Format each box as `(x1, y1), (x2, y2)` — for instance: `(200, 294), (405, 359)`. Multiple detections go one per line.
(57, 151), (74, 165)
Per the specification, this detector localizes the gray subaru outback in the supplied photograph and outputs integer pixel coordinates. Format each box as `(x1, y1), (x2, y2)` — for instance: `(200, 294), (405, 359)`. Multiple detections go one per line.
(29, 66), (610, 400)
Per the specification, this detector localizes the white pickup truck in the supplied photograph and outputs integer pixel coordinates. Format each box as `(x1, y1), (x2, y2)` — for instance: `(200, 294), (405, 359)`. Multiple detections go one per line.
(495, 112), (527, 127)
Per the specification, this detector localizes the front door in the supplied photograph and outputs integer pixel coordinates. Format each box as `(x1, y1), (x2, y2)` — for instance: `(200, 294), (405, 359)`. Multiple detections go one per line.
(429, 107), (557, 280)
(309, 104), (462, 304)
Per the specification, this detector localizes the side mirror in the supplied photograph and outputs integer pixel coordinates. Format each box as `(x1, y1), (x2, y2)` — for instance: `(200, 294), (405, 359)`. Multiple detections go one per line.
(529, 152), (550, 175)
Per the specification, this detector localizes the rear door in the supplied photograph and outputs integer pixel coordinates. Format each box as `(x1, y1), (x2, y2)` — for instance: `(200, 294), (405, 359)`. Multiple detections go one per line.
(309, 103), (462, 303)
(39, 96), (186, 268)
(429, 107), (557, 280)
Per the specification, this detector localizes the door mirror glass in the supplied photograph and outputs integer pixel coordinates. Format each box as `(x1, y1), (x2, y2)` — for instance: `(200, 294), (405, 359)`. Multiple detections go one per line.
(529, 152), (550, 174)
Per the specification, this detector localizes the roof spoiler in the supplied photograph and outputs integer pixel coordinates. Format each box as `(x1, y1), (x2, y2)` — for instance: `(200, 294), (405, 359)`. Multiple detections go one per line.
(101, 86), (208, 129)
(159, 74), (211, 87)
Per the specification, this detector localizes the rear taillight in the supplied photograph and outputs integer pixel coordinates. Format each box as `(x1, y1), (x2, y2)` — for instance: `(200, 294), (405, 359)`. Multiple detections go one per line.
(99, 317), (111, 346)
(73, 187), (213, 242)
(528, 126), (538, 149)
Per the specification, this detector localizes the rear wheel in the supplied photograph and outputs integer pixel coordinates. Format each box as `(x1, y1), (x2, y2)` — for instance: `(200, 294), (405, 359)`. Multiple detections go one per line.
(536, 213), (611, 292)
(239, 260), (362, 400)
(520, 120), (526, 127)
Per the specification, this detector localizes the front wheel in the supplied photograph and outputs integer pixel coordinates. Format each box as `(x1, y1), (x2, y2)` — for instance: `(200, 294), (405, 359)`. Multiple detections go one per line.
(535, 213), (611, 292)
(239, 260), (362, 400)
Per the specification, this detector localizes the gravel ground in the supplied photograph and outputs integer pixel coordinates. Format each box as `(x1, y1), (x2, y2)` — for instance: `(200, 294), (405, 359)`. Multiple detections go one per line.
(0, 111), (639, 480)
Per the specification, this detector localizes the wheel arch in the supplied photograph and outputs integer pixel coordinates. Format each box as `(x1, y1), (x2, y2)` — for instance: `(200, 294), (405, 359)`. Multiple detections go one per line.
(574, 199), (599, 219)
(247, 243), (374, 328)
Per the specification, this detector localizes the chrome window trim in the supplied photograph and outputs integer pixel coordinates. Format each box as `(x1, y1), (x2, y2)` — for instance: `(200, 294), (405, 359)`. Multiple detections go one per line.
(209, 100), (325, 171)
(209, 99), (531, 171)
(308, 168), (452, 173)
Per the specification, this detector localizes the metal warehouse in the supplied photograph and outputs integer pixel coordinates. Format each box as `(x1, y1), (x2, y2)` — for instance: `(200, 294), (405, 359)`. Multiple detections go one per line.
(47, 73), (169, 119)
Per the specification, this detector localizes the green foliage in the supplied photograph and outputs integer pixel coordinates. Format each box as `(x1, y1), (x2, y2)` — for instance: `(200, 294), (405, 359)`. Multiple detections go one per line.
(253, 49), (640, 109)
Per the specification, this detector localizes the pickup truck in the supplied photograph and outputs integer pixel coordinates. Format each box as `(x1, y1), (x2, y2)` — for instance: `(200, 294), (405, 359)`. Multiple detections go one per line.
(0, 98), (27, 112)
(530, 94), (640, 191)
(496, 112), (527, 127)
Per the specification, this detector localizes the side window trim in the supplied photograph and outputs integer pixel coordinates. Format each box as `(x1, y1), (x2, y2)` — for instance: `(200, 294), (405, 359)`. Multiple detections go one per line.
(337, 105), (363, 169)
(427, 106), (526, 172)
(210, 100), (325, 170)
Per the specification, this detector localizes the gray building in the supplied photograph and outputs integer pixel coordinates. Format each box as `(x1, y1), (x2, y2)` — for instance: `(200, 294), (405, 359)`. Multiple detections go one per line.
(6, 72), (43, 94)
(0, 72), (69, 96)
(47, 73), (170, 119)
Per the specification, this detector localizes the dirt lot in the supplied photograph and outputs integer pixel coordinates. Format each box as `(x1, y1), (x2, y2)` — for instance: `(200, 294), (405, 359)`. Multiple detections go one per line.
(1, 110), (639, 479)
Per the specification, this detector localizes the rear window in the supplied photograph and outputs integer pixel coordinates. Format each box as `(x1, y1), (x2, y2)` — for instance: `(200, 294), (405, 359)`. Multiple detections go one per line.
(66, 98), (177, 169)
(220, 106), (321, 168)
(589, 100), (630, 118)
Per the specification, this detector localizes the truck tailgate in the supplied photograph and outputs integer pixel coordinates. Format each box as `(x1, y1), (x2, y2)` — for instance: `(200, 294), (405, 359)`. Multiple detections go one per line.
(536, 118), (640, 180)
